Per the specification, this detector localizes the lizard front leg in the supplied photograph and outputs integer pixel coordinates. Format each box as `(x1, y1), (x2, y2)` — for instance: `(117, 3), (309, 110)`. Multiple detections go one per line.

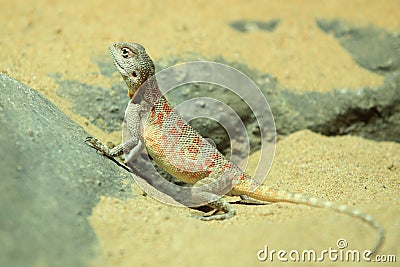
(86, 102), (146, 163)
(85, 136), (141, 158)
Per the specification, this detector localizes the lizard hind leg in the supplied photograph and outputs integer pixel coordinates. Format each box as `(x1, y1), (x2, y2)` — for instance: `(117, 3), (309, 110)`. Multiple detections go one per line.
(191, 176), (236, 220)
(192, 195), (236, 221)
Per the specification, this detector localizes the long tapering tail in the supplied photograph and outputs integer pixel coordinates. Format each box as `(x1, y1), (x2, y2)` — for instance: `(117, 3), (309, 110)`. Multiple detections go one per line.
(233, 181), (384, 254)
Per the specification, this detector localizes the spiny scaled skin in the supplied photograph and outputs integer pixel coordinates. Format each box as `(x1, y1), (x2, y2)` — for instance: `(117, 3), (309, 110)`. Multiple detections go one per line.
(86, 42), (384, 253)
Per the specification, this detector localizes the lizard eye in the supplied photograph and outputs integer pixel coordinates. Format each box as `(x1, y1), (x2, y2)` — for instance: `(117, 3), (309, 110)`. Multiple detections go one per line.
(121, 47), (131, 58)
(132, 71), (138, 77)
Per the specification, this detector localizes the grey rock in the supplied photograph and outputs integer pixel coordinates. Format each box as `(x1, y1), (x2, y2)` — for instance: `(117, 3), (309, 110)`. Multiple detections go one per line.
(54, 73), (128, 133)
(0, 74), (133, 267)
(229, 19), (280, 33)
(268, 73), (400, 141)
(316, 18), (400, 73)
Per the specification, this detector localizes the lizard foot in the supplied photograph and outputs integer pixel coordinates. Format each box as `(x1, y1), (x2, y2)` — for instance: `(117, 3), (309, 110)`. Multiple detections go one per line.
(192, 208), (236, 221)
(191, 197), (236, 221)
(85, 136), (111, 156)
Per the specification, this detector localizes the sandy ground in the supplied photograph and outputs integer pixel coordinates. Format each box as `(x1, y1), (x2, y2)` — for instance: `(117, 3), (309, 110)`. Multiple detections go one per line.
(89, 131), (399, 267)
(1, 0), (399, 266)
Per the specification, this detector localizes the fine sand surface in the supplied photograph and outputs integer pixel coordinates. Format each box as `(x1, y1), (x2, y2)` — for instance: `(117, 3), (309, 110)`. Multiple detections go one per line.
(1, 0), (399, 266)
(89, 131), (399, 267)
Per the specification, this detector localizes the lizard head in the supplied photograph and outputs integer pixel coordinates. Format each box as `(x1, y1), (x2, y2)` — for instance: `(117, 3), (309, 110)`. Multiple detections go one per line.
(109, 42), (155, 98)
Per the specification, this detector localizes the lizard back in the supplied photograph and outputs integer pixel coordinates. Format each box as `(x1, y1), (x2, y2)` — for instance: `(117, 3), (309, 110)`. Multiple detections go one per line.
(143, 96), (247, 186)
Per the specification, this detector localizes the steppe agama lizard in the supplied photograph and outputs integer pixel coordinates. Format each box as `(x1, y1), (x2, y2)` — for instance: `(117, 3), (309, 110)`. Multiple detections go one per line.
(86, 42), (384, 253)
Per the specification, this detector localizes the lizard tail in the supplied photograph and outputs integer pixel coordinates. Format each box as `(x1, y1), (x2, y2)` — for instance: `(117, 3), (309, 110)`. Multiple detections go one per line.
(233, 181), (384, 254)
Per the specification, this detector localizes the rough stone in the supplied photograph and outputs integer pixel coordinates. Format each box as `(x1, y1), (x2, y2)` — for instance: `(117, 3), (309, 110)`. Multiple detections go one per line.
(0, 74), (133, 267)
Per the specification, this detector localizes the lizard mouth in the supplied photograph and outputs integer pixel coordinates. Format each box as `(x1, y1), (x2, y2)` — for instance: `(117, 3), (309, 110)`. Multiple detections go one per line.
(114, 61), (128, 77)
(109, 45), (129, 77)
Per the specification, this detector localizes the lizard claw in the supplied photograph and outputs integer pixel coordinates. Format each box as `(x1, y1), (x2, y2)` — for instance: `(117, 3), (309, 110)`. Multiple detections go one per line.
(190, 208), (236, 221)
(85, 136), (98, 148)
(85, 136), (115, 159)
(85, 136), (105, 152)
